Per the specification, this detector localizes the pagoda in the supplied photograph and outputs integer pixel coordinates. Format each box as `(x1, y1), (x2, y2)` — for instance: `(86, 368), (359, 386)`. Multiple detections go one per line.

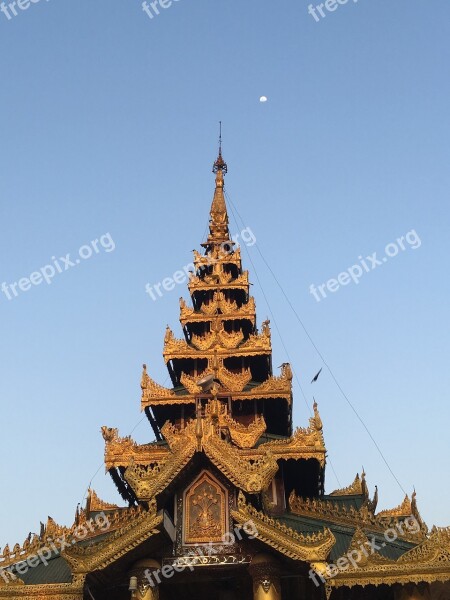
(1, 148), (450, 600)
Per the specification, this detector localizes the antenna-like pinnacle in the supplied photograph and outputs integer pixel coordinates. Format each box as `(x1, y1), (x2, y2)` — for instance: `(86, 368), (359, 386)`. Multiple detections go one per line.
(213, 121), (228, 175)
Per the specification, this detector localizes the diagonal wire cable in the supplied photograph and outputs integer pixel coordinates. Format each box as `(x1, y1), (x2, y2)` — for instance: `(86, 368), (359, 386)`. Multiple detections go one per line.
(225, 190), (407, 495)
(226, 193), (342, 489)
(79, 376), (169, 508)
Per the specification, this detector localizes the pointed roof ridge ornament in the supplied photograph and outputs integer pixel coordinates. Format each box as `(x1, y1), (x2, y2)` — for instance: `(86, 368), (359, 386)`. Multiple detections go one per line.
(203, 123), (231, 249)
(212, 120), (228, 175)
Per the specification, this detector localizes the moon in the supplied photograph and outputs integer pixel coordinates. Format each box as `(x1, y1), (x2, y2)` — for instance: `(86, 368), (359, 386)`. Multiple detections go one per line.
(259, 96), (268, 103)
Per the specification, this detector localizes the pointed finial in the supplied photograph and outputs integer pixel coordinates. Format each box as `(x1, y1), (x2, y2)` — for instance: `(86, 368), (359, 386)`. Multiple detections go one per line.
(213, 121), (228, 175)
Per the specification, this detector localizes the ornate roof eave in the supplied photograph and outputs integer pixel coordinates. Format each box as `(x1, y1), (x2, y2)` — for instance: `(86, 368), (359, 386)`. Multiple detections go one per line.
(260, 403), (326, 466)
(190, 329), (245, 351)
(289, 493), (427, 544)
(193, 247), (242, 269)
(330, 473), (366, 497)
(0, 577), (85, 598)
(163, 329), (272, 363)
(162, 346), (272, 362)
(124, 436), (197, 501)
(320, 527), (450, 592)
(124, 418), (279, 499)
(187, 272), (250, 294)
(62, 502), (163, 574)
(203, 433), (279, 493)
(377, 494), (413, 518)
(232, 492), (336, 562)
(141, 389), (292, 408)
(180, 311), (256, 327)
(87, 489), (120, 512)
(141, 372), (292, 409)
(179, 294), (256, 326)
(102, 426), (170, 470)
(223, 414), (267, 449)
(0, 504), (148, 575)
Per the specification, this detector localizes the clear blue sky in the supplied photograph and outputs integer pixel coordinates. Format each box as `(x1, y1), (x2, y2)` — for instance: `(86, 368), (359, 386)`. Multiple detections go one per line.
(1, 0), (449, 546)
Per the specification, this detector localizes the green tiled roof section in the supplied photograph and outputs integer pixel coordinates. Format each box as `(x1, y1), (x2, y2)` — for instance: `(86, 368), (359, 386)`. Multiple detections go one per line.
(322, 494), (366, 511)
(13, 554), (72, 585)
(9, 531), (116, 585)
(276, 513), (414, 562)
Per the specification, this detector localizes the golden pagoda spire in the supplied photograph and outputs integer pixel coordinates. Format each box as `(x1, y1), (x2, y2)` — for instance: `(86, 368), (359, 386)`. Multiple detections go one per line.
(203, 124), (231, 248)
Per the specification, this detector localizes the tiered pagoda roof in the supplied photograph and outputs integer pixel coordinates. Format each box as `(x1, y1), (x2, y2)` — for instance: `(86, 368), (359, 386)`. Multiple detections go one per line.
(1, 148), (449, 600)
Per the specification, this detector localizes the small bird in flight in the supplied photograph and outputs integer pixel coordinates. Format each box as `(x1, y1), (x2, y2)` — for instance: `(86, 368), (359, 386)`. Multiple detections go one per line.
(311, 368), (322, 384)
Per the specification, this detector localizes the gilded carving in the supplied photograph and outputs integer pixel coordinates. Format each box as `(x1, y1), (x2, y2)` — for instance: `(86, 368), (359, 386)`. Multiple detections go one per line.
(232, 492), (336, 562)
(103, 427), (169, 470)
(204, 434), (278, 493)
(261, 404), (326, 465)
(63, 504), (162, 574)
(163, 328), (271, 362)
(223, 414), (266, 448)
(188, 271), (249, 293)
(324, 526), (450, 591)
(215, 362), (252, 392)
(330, 472), (366, 497)
(124, 435), (196, 501)
(289, 492), (426, 543)
(183, 472), (227, 544)
(377, 494), (414, 518)
(140, 363), (176, 398)
(191, 327), (244, 351)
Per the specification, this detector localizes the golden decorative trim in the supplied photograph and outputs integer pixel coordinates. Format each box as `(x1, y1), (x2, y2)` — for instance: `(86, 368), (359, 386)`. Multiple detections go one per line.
(246, 364), (292, 397)
(232, 492), (335, 562)
(239, 330), (271, 353)
(191, 327), (244, 351)
(124, 435), (196, 501)
(330, 473), (365, 497)
(140, 363), (176, 398)
(188, 271), (249, 293)
(163, 328), (271, 362)
(193, 247), (242, 270)
(102, 427), (169, 470)
(216, 363), (252, 392)
(141, 365), (293, 408)
(377, 495), (413, 518)
(180, 299), (256, 324)
(261, 403), (326, 465)
(204, 434), (278, 493)
(87, 489), (119, 512)
(324, 526), (450, 590)
(180, 373), (201, 395)
(141, 385), (292, 407)
(183, 471), (227, 544)
(63, 504), (163, 574)
(203, 160), (230, 246)
(126, 413), (277, 500)
(223, 414), (267, 448)
(0, 517), (70, 570)
(0, 576), (85, 599)
(289, 493), (427, 543)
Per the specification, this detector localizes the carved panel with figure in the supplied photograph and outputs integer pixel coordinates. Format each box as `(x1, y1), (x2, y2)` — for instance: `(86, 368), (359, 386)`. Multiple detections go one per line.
(183, 471), (227, 545)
